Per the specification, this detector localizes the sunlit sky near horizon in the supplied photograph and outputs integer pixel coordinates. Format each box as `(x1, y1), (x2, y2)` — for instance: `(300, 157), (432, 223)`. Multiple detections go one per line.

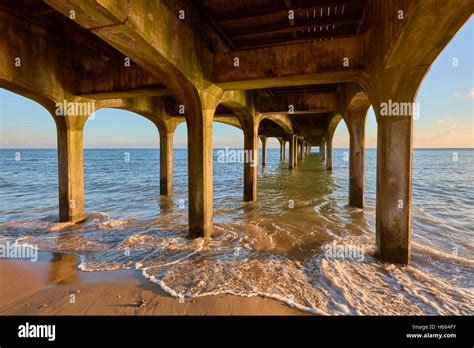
(0, 18), (472, 149)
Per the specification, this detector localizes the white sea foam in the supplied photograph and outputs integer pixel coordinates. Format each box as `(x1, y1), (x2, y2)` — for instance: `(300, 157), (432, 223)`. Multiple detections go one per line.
(76, 231), (473, 315)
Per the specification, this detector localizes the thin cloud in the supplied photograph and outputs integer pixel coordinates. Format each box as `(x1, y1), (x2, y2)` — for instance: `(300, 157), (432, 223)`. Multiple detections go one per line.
(436, 117), (456, 127)
(453, 88), (474, 99)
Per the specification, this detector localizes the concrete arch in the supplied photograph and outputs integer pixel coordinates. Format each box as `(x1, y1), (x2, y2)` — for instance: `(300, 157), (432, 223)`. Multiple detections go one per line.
(347, 91), (371, 114)
(213, 116), (242, 130)
(257, 114), (294, 137)
(216, 89), (255, 132)
(326, 113), (343, 138)
(338, 83), (371, 129)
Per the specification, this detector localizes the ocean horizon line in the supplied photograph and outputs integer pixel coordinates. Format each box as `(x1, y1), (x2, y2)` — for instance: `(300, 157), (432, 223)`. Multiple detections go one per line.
(0, 147), (473, 150)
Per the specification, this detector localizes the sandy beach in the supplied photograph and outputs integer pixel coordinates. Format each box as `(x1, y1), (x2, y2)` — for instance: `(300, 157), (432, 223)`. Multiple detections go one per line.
(0, 251), (306, 316)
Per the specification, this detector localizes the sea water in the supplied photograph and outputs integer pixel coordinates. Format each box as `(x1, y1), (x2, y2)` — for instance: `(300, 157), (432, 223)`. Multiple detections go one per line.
(0, 148), (472, 315)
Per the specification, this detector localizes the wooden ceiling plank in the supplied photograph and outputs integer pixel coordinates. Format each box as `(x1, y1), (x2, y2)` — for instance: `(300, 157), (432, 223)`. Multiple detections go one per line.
(234, 25), (356, 50)
(215, 0), (349, 24)
(230, 12), (361, 40)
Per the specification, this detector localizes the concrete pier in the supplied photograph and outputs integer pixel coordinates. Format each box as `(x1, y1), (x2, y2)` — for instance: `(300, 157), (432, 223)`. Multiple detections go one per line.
(260, 136), (267, 166)
(344, 102), (369, 209)
(279, 139), (286, 161)
(299, 138), (304, 160)
(244, 123), (258, 202)
(56, 115), (88, 223)
(187, 107), (214, 238)
(326, 134), (333, 171)
(320, 142), (326, 162)
(289, 136), (295, 169)
(159, 130), (174, 197)
(293, 136), (298, 168)
(1, 0), (471, 264)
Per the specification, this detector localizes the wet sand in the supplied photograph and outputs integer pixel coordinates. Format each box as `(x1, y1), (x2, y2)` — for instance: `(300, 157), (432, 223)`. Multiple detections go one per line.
(0, 252), (307, 315)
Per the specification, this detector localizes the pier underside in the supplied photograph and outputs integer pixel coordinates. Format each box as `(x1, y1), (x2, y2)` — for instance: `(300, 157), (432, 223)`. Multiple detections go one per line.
(0, 0), (471, 264)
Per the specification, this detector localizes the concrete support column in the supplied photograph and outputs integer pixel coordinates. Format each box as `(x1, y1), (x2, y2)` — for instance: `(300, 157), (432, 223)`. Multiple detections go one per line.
(326, 134), (333, 170)
(375, 115), (413, 264)
(260, 136), (267, 166)
(320, 141), (326, 162)
(244, 124), (258, 201)
(299, 138), (304, 160)
(367, 74), (418, 264)
(56, 115), (88, 223)
(347, 110), (367, 208)
(187, 107), (214, 238)
(278, 138), (285, 160)
(282, 141), (286, 160)
(159, 131), (174, 196)
(289, 135), (295, 169)
(293, 136), (298, 167)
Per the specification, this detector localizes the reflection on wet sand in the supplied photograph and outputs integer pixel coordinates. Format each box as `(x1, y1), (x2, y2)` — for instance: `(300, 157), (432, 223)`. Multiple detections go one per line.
(48, 253), (80, 285)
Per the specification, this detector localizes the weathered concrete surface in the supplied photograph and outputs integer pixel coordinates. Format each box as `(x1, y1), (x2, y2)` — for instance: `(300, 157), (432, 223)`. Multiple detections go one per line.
(320, 141), (326, 162)
(348, 110), (366, 208)
(187, 103), (214, 238)
(364, 68), (417, 264)
(326, 134), (333, 170)
(298, 138), (304, 160)
(260, 136), (267, 166)
(339, 86), (371, 209)
(257, 93), (337, 115)
(214, 35), (365, 90)
(358, 0), (472, 264)
(75, 65), (171, 100)
(243, 123), (258, 202)
(375, 115), (413, 264)
(45, 0), (217, 238)
(293, 136), (298, 168)
(258, 113), (294, 135)
(159, 131), (174, 197)
(56, 115), (89, 223)
(2, 0), (472, 265)
(213, 115), (242, 129)
(288, 136), (295, 170)
(278, 138), (286, 160)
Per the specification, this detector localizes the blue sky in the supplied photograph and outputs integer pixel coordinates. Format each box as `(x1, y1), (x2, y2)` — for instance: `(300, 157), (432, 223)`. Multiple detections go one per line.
(0, 18), (472, 149)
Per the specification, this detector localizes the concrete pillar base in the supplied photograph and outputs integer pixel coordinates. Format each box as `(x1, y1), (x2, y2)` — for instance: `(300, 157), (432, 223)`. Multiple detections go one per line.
(299, 138), (304, 160)
(289, 135), (298, 169)
(278, 138), (285, 160)
(289, 135), (295, 169)
(56, 115), (88, 223)
(260, 135), (267, 166)
(160, 131), (174, 197)
(320, 141), (326, 162)
(348, 110), (366, 208)
(244, 125), (258, 201)
(187, 105), (214, 238)
(326, 134), (333, 170)
(375, 116), (413, 264)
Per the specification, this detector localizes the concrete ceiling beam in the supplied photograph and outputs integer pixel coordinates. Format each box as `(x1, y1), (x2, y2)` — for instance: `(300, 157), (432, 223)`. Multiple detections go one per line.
(257, 92), (337, 114)
(214, 35), (364, 90)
